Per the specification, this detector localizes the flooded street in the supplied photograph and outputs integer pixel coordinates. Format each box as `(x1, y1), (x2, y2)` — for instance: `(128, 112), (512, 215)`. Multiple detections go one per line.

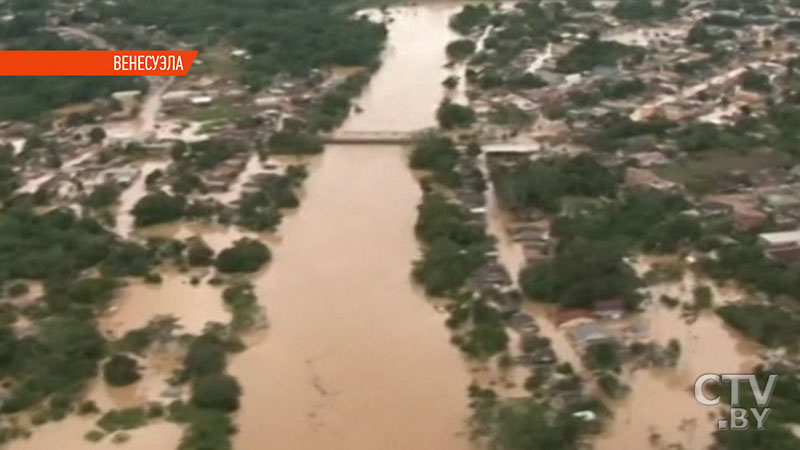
(594, 261), (762, 450)
(114, 160), (171, 237)
(482, 154), (762, 448)
(230, 5), (475, 450)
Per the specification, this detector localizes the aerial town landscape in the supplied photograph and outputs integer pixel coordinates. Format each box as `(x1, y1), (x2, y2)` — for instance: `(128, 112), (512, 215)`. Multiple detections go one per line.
(0, 0), (799, 449)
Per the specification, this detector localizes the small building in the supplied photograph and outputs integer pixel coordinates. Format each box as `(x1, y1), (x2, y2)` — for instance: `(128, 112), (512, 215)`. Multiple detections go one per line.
(570, 324), (611, 346)
(759, 229), (800, 261)
(593, 299), (626, 320)
(765, 245), (800, 263)
(509, 312), (539, 333)
(190, 96), (214, 106)
(556, 308), (594, 328)
(759, 229), (800, 248)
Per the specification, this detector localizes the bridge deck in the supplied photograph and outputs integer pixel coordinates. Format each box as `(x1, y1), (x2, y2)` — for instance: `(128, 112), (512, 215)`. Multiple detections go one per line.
(322, 130), (420, 145)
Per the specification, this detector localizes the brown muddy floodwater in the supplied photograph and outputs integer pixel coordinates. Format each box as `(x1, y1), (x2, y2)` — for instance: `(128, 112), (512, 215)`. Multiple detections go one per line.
(102, 272), (229, 337)
(230, 4), (475, 450)
(593, 260), (762, 450)
(483, 164), (763, 449)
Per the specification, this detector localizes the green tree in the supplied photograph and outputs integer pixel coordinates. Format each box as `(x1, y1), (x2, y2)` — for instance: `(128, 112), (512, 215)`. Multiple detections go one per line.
(612, 0), (656, 20)
(446, 39), (477, 60)
(186, 237), (214, 267)
(85, 183), (121, 208)
(490, 401), (581, 450)
(103, 354), (142, 387)
(267, 130), (323, 155)
(437, 101), (476, 129)
(449, 4), (491, 34)
(409, 134), (460, 186)
(88, 126), (106, 143)
(131, 191), (186, 227)
(191, 374), (241, 412)
(215, 238), (271, 273)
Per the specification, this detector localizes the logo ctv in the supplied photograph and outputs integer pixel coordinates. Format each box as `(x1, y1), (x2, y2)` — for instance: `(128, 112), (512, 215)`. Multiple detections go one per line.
(694, 373), (778, 430)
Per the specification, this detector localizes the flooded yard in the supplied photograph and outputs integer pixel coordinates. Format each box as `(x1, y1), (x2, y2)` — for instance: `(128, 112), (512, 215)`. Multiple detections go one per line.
(101, 272), (229, 337)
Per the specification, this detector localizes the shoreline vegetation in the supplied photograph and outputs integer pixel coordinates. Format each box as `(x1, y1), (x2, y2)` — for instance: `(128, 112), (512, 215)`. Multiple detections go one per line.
(407, 133), (606, 449)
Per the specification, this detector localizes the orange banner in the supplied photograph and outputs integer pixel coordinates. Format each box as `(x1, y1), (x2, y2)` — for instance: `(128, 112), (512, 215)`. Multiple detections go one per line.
(0, 51), (198, 76)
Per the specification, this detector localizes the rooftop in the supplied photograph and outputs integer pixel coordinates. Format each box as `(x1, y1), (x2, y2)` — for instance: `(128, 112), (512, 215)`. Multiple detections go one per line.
(759, 230), (800, 246)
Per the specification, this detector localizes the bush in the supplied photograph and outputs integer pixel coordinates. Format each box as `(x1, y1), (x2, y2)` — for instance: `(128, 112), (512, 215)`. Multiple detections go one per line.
(183, 333), (228, 379)
(191, 374), (241, 412)
(215, 239), (271, 273)
(63, 277), (118, 307)
(97, 407), (148, 432)
(445, 39), (476, 60)
(585, 341), (622, 372)
(186, 237), (214, 267)
(103, 354), (142, 387)
(131, 191), (186, 227)
(6, 281), (29, 298)
(267, 130), (323, 155)
(692, 285), (713, 309)
(168, 402), (236, 450)
(222, 283), (260, 331)
(740, 69), (771, 93)
(88, 127), (106, 143)
(437, 101), (476, 129)
(85, 183), (121, 208)
(612, 0), (655, 20)
(409, 134), (460, 187)
(449, 4), (490, 34)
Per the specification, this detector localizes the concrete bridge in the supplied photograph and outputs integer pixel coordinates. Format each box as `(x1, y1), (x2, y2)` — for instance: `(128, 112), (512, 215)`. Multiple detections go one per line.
(322, 130), (422, 145)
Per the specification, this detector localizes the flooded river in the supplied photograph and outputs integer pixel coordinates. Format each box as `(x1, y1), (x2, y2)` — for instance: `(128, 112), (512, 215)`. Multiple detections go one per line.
(230, 5), (475, 450)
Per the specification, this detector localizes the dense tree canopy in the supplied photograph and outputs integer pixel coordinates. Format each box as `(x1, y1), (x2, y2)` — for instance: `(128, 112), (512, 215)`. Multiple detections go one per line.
(215, 238), (271, 273)
(103, 354), (142, 387)
(131, 191), (187, 227)
(191, 373), (242, 412)
(520, 237), (642, 309)
(437, 101), (477, 129)
(409, 135), (460, 187)
(412, 191), (490, 296)
(102, 0), (387, 88)
(0, 316), (106, 413)
(446, 39), (477, 60)
(556, 34), (644, 73)
(0, 32), (144, 120)
(491, 154), (619, 213)
(0, 207), (115, 279)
